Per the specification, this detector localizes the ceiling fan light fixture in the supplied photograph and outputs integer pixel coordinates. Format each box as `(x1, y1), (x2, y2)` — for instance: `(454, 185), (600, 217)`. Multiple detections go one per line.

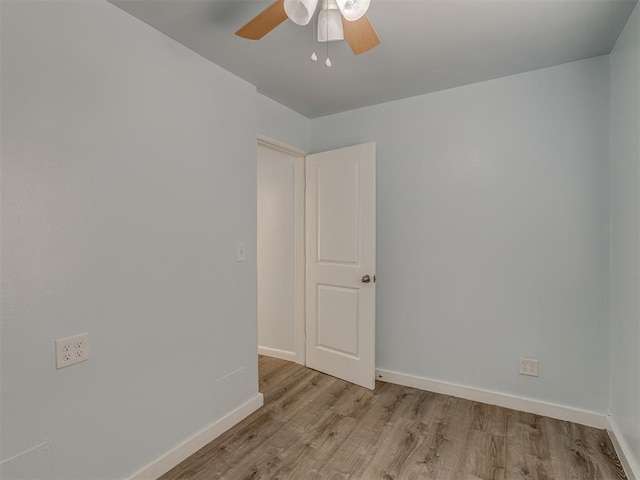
(284, 0), (319, 26)
(317, 9), (344, 42)
(336, 0), (370, 21)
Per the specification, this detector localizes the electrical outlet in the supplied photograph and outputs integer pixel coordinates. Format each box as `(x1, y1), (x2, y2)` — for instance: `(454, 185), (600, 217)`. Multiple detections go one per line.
(519, 357), (539, 377)
(56, 333), (89, 369)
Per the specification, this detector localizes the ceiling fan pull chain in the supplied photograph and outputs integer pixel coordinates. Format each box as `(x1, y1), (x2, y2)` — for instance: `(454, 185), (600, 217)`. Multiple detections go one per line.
(325, 12), (332, 68)
(311, 8), (318, 62)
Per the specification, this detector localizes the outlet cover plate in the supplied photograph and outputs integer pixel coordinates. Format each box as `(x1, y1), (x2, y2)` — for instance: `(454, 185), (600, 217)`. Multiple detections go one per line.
(56, 333), (89, 369)
(519, 357), (539, 377)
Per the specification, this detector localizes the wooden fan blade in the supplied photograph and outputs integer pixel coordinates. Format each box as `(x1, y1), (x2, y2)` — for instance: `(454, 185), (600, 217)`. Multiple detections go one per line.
(235, 0), (288, 40)
(341, 14), (380, 55)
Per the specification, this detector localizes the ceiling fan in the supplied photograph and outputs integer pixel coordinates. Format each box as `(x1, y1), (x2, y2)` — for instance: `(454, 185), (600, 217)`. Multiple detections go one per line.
(235, 0), (380, 55)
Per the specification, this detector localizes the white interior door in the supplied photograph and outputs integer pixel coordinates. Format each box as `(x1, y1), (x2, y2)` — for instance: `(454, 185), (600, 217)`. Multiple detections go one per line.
(305, 142), (376, 390)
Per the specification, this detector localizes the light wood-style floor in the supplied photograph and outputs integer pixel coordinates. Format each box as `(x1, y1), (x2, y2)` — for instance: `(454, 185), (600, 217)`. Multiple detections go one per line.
(160, 356), (627, 480)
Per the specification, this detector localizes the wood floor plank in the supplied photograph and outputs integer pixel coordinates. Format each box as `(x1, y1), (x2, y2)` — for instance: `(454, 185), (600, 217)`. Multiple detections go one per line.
(258, 356), (303, 394)
(257, 355), (284, 378)
(313, 382), (408, 478)
(409, 414), (456, 479)
(268, 413), (358, 479)
(543, 417), (629, 480)
(358, 418), (429, 479)
(593, 430), (628, 480)
(221, 410), (342, 480)
(159, 357), (628, 480)
(505, 411), (553, 480)
(471, 402), (509, 436)
(453, 429), (506, 480)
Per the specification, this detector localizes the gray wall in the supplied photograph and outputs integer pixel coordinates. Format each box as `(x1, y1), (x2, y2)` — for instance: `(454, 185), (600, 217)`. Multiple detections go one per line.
(611, 2), (640, 474)
(257, 94), (311, 153)
(1, 1), (259, 478)
(311, 57), (611, 413)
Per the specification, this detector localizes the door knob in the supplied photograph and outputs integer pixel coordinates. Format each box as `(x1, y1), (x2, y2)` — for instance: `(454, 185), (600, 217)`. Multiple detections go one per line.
(361, 274), (371, 283)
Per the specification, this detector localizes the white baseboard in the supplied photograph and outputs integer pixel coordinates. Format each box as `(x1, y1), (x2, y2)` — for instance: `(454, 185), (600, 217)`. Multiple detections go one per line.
(375, 368), (608, 429)
(607, 417), (639, 480)
(258, 345), (297, 362)
(126, 393), (264, 480)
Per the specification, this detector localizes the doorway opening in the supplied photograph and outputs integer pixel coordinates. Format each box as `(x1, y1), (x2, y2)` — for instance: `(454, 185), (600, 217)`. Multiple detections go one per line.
(257, 137), (377, 389)
(257, 137), (306, 365)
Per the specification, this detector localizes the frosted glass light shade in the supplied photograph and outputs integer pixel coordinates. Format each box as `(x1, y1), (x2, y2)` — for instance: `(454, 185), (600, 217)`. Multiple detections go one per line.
(317, 9), (344, 42)
(336, 0), (370, 21)
(284, 0), (319, 25)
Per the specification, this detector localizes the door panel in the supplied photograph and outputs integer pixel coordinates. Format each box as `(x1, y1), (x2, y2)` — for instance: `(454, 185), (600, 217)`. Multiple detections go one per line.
(306, 142), (375, 389)
(317, 160), (360, 264)
(317, 284), (360, 358)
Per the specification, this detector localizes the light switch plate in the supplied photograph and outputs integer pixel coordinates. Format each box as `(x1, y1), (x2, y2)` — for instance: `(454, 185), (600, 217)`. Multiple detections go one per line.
(236, 242), (247, 262)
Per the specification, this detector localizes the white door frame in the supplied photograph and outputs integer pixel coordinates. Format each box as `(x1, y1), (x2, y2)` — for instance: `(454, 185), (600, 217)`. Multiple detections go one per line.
(257, 135), (306, 365)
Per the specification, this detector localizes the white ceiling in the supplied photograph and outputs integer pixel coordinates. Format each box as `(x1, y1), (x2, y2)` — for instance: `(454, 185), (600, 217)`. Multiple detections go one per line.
(111, 0), (636, 118)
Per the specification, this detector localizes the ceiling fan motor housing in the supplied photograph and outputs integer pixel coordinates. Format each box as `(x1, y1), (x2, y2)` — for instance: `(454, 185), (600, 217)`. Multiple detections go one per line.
(318, 8), (345, 42)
